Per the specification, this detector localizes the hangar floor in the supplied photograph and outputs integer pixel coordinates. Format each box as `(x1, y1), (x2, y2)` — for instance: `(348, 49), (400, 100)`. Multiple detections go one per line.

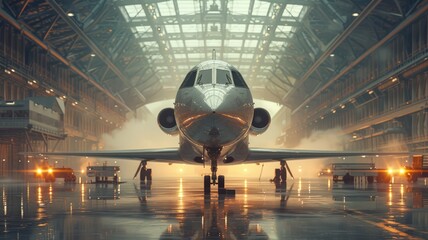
(0, 177), (428, 239)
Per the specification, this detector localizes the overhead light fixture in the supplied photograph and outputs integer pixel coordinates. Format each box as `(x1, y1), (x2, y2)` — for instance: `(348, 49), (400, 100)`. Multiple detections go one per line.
(368, 90), (374, 94)
(90, 53), (96, 57)
(352, 12), (359, 17)
(330, 53), (335, 57)
(67, 12), (74, 17)
(391, 77), (398, 82)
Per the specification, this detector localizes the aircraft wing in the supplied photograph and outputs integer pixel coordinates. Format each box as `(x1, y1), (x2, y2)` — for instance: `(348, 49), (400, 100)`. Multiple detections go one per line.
(245, 148), (410, 164)
(29, 148), (183, 164)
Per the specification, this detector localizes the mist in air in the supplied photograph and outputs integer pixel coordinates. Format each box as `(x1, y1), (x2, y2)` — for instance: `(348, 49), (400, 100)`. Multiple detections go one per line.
(100, 99), (354, 180)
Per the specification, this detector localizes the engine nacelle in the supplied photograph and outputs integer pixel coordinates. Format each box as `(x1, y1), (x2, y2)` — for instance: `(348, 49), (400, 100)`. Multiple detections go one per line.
(157, 108), (179, 135)
(250, 108), (271, 135)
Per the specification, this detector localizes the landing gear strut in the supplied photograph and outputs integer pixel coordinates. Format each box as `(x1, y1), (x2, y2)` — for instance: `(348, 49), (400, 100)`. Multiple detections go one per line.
(139, 161), (152, 182)
(272, 160), (292, 190)
(139, 160), (152, 189)
(203, 147), (233, 195)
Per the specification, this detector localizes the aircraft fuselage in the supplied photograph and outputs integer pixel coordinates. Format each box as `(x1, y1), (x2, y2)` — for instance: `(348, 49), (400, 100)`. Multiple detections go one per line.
(161, 60), (260, 165)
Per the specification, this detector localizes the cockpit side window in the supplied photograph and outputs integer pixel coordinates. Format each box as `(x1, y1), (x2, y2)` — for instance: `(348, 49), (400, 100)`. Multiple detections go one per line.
(216, 69), (232, 85)
(231, 70), (248, 88)
(196, 69), (213, 85)
(179, 70), (197, 88)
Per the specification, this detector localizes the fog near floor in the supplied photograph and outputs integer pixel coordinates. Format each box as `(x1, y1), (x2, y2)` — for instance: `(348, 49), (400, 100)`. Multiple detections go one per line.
(99, 98), (388, 180)
(249, 127), (348, 179)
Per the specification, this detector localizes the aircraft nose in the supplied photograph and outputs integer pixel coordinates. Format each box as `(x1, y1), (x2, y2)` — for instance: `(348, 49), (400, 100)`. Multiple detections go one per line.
(203, 88), (226, 112)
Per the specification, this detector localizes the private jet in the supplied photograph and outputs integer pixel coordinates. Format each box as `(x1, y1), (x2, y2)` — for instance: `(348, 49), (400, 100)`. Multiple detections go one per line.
(36, 60), (409, 193)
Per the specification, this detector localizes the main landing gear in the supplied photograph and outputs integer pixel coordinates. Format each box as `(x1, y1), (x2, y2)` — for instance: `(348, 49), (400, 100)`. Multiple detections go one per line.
(134, 160), (152, 189)
(271, 160), (294, 190)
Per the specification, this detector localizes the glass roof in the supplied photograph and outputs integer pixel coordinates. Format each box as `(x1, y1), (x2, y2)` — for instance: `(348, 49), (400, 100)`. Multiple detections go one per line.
(117, 0), (307, 89)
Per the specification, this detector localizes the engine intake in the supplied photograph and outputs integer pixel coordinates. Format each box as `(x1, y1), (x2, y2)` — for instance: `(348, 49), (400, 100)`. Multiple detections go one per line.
(250, 108), (270, 135)
(157, 108), (178, 135)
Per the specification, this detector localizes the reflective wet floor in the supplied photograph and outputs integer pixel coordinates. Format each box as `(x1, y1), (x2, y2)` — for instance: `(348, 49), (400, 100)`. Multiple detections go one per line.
(1, 177), (428, 239)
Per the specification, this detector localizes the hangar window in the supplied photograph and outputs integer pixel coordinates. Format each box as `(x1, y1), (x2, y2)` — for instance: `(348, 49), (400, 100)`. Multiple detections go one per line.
(196, 69), (213, 85)
(231, 70), (248, 88)
(216, 69), (232, 85)
(180, 70), (197, 88)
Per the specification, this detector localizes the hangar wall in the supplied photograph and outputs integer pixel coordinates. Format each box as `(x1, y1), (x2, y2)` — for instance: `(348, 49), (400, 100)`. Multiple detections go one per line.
(0, 23), (127, 176)
(286, 12), (428, 153)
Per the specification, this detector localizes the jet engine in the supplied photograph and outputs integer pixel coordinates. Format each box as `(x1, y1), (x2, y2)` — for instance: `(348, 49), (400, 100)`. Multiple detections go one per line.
(157, 108), (178, 135)
(250, 108), (271, 135)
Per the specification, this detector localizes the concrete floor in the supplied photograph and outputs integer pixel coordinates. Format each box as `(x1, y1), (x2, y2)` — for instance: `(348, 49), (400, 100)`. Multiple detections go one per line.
(0, 176), (428, 239)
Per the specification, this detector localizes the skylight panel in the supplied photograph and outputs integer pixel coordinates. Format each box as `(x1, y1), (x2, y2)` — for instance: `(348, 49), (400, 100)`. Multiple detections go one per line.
(135, 26), (152, 34)
(242, 53), (254, 59)
(227, 40), (243, 47)
(178, 65), (189, 70)
(270, 41), (283, 49)
(247, 24), (263, 33)
(175, 54), (187, 59)
(239, 66), (250, 70)
(165, 25), (180, 33)
(178, 0), (197, 15)
(224, 53), (240, 59)
(206, 40), (221, 47)
(156, 65), (168, 70)
(139, 41), (156, 49)
(252, 1), (270, 16)
(228, 24), (246, 33)
(230, 0), (250, 15)
(182, 24), (202, 32)
(276, 25), (293, 38)
(141, 41), (157, 48)
(188, 53), (205, 59)
(185, 40), (204, 47)
(283, 4), (304, 18)
(151, 55), (163, 60)
(170, 40), (184, 48)
(157, 1), (175, 16)
(124, 5), (145, 18)
(244, 40), (258, 48)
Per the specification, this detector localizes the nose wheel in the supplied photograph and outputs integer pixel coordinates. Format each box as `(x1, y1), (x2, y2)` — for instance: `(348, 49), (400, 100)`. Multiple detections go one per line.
(203, 174), (227, 195)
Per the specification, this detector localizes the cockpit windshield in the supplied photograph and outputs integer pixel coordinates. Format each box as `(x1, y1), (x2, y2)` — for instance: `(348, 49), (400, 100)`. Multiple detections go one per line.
(216, 69), (232, 85)
(196, 69), (213, 85)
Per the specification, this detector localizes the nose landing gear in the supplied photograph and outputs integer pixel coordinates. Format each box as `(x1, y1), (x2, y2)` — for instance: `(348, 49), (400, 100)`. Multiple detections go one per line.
(203, 147), (234, 196)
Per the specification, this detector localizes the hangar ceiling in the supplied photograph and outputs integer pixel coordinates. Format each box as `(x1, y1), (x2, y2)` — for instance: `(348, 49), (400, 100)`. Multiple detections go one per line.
(0, 0), (423, 111)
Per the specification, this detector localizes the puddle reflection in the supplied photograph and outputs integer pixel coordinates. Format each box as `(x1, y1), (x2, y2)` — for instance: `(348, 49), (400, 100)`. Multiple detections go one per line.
(0, 178), (427, 239)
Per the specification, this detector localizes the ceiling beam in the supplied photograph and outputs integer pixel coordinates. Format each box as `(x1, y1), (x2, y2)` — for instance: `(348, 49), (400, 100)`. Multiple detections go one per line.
(285, 0), (382, 107)
(46, 0), (131, 87)
(291, 0), (428, 115)
(0, 6), (132, 112)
